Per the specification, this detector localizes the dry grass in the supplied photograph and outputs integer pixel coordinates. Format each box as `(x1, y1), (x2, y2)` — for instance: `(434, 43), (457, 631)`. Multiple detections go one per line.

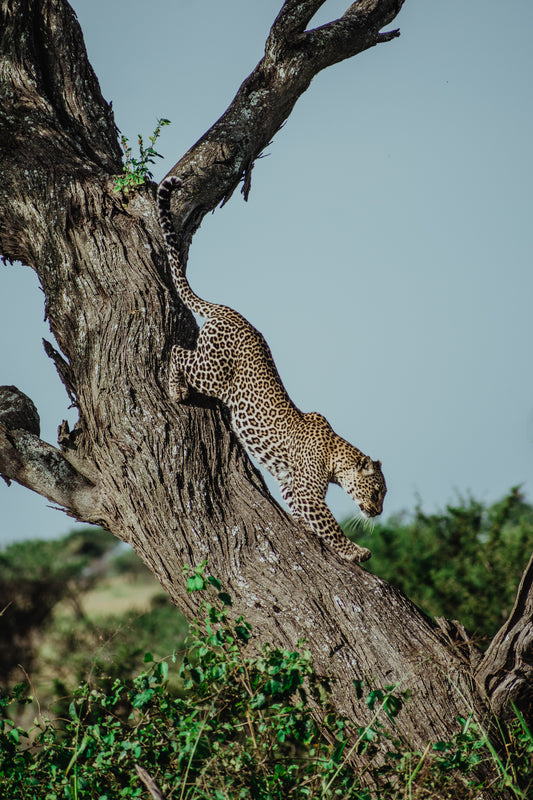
(79, 573), (163, 618)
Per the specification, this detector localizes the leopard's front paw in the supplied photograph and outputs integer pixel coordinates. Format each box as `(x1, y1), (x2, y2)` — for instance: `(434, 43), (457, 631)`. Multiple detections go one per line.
(342, 543), (372, 563)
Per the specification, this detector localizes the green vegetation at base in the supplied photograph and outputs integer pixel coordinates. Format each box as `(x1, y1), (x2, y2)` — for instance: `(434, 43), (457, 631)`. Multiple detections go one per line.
(2, 572), (532, 800)
(344, 487), (533, 642)
(1, 490), (532, 797)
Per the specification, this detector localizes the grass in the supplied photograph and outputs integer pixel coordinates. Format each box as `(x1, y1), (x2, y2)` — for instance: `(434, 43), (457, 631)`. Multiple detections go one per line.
(69, 573), (164, 617)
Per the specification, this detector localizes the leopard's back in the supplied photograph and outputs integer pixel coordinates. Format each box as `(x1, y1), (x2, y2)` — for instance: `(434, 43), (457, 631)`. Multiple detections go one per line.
(191, 303), (301, 473)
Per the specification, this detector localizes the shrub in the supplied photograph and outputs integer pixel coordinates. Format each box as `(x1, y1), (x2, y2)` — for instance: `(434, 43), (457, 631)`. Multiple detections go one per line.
(1, 572), (531, 799)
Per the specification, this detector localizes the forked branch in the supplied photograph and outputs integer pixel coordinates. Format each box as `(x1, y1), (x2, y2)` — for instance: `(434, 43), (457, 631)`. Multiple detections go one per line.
(267, 0), (328, 45)
(163, 0), (405, 247)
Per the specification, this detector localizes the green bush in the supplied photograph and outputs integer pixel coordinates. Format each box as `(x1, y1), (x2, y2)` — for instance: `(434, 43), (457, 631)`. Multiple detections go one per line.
(1, 573), (532, 800)
(2, 497), (533, 798)
(344, 488), (533, 642)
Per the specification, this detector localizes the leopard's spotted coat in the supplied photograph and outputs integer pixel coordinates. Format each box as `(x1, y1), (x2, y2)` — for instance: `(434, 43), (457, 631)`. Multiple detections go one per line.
(158, 177), (386, 562)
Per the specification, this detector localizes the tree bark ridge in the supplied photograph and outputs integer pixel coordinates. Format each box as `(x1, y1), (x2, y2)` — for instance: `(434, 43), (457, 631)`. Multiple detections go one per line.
(476, 553), (533, 719)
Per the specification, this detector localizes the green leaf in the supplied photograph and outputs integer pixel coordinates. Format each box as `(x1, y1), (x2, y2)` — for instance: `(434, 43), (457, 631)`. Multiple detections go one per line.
(332, 739), (347, 764)
(366, 689), (384, 710)
(132, 689), (155, 708)
(208, 605), (224, 623)
(264, 678), (284, 695)
(187, 574), (205, 592)
(250, 692), (266, 709)
(190, 667), (204, 684)
(235, 625), (250, 642)
(382, 693), (404, 720)
(157, 661), (169, 682)
(8, 727), (19, 744)
(209, 665), (226, 681)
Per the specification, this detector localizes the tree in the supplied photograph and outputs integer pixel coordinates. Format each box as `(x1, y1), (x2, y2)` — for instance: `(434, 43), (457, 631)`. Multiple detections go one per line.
(0, 1), (531, 795)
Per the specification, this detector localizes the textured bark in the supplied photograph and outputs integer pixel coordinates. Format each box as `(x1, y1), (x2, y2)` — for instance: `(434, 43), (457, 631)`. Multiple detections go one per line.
(476, 553), (533, 718)
(0, 1), (531, 795)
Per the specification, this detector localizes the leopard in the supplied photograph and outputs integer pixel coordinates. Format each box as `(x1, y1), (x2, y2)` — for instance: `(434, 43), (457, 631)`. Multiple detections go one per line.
(157, 176), (386, 562)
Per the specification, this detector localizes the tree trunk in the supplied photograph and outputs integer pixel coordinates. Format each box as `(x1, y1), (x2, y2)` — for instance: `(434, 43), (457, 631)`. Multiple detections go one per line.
(0, 1), (531, 795)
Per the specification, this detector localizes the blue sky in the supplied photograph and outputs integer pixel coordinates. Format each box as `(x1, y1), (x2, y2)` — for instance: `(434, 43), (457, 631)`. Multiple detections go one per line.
(1, 0), (532, 544)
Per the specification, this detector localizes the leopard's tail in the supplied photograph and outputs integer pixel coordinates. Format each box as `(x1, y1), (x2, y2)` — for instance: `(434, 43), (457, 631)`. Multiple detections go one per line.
(157, 177), (215, 318)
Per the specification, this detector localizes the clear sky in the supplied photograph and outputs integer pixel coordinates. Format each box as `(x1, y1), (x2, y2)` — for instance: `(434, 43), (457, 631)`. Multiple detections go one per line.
(1, 0), (532, 544)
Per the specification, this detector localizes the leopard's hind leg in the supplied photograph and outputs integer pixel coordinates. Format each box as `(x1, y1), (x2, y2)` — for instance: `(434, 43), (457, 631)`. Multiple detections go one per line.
(168, 331), (232, 402)
(169, 344), (192, 402)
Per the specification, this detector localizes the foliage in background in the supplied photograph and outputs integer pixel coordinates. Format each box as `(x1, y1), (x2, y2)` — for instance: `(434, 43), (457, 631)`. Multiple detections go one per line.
(0, 527), (188, 702)
(42, 596), (188, 715)
(0, 528), (119, 681)
(344, 488), (533, 643)
(114, 118), (170, 194)
(2, 573), (532, 799)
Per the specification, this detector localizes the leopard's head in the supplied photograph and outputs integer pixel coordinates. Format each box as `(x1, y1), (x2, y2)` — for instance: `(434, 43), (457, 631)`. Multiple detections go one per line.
(336, 454), (386, 518)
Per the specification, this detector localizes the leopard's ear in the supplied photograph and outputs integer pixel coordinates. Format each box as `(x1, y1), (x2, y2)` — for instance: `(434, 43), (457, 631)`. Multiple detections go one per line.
(360, 455), (374, 476)
(375, 460), (382, 469)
